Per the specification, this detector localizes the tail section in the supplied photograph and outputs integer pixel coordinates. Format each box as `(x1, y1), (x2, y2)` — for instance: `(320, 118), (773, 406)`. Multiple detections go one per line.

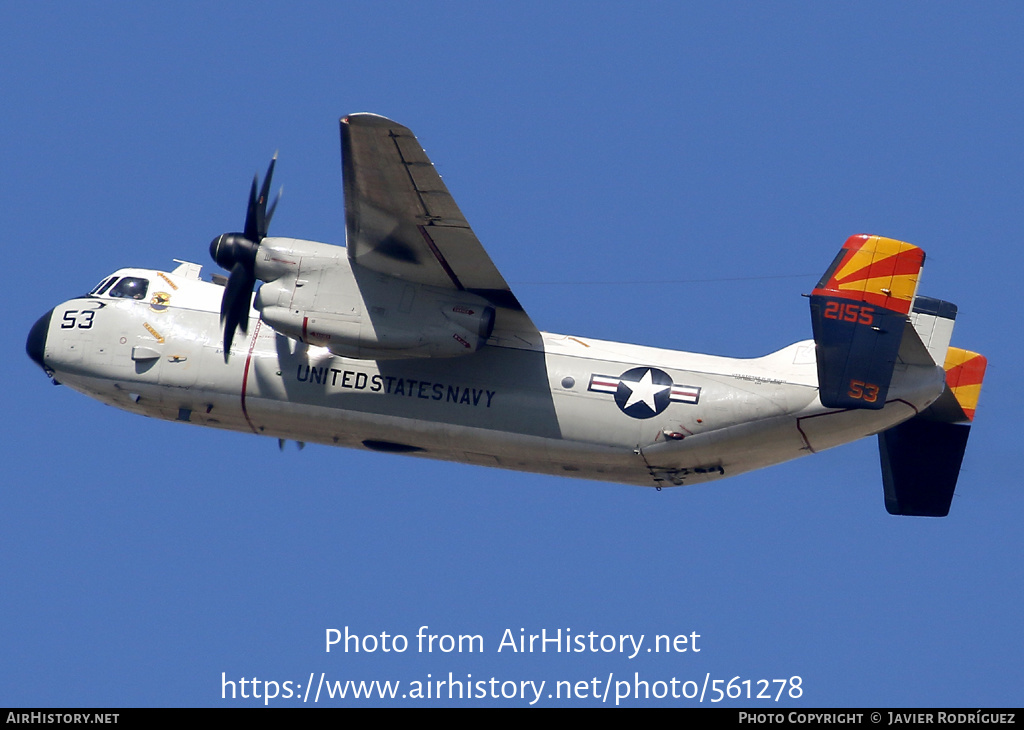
(938, 347), (987, 422)
(879, 418), (972, 516)
(909, 296), (957, 366)
(878, 322), (987, 516)
(810, 234), (988, 516)
(809, 234), (925, 409)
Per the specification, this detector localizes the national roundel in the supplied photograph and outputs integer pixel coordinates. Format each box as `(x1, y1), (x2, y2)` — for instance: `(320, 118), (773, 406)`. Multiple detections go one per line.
(614, 367), (674, 419)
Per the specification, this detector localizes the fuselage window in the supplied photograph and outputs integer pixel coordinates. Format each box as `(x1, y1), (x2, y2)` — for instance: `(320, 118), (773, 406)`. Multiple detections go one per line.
(109, 277), (149, 300)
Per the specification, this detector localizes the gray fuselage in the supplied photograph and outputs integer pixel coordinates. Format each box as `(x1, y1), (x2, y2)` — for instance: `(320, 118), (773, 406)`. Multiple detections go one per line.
(27, 260), (945, 489)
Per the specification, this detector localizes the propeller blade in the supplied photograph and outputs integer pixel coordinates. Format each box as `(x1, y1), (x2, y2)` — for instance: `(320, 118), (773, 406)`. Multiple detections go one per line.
(221, 262), (256, 360)
(255, 154), (277, 240)
(242, 174), (260, 242)
(211, 153), (280, 362)
(265, 186), (282, 230)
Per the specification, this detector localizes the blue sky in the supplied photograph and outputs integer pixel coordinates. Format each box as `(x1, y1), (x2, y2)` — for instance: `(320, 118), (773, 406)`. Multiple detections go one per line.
(3, 2), (1021, 707)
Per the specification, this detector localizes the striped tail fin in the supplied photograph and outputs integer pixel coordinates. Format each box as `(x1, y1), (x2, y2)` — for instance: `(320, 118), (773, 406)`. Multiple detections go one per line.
(939, 347), (987, 422)
(809, 234), (925, 409)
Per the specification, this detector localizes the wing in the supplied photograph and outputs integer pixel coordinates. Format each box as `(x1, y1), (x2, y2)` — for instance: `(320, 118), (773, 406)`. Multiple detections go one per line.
(341, 113), (539, 340)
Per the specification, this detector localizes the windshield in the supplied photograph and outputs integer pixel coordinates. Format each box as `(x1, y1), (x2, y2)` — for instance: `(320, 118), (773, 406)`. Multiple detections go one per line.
(108, 277), (149, 300)
(89, 276), (117, 296)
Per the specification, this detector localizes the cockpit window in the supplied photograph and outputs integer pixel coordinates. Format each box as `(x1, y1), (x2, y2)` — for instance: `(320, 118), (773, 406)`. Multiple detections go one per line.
(109, 277), (149, 300)
(90, 276), (117, 296)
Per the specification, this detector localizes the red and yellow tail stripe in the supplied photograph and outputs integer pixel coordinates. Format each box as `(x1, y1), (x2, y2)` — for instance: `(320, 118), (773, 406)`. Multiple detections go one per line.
(943, 348), (987, 421)
(812, 234), (925, 315)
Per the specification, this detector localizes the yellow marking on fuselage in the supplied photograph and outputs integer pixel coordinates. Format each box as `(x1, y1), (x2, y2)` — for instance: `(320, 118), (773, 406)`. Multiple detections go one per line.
(143, 323), (165, 344)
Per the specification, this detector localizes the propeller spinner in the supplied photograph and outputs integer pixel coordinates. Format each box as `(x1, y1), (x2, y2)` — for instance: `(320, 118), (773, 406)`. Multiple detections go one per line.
(210, 154), (280, 361)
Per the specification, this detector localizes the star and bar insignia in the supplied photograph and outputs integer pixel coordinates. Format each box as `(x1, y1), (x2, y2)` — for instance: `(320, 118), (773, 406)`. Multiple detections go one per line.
(588, 367), (701, 419)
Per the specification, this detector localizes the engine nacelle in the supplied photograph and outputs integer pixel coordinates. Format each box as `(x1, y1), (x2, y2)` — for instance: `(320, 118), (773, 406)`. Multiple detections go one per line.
(250, 237), (496, 359)
(259, 301), (494, 360)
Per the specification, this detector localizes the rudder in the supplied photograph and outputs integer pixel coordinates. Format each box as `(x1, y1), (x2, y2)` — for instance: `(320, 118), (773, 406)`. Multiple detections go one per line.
(879, 418), (971, 516)
(877, 345), (987, 516)
(809, 234), (925, 409)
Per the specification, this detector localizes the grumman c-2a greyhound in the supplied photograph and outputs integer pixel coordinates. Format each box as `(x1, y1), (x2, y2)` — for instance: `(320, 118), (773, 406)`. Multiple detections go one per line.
(27, 114), (987, 516)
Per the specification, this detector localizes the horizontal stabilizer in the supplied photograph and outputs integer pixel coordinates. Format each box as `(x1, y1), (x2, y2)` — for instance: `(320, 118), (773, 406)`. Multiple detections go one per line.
(810, 234), (925, 409)
(879, 418), (971, 517)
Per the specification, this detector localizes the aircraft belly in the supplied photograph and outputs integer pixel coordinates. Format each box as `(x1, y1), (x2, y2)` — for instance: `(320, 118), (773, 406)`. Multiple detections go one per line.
(241, 395), (648, 483)
(240, 337), (837, 487)
(638, 419), (804, 486)
(236, 336), (656, 483)
(53, 372), (252, 433)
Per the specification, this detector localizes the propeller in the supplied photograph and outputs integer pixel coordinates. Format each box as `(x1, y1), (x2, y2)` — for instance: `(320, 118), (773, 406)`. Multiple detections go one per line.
(210, 154), (281, 361)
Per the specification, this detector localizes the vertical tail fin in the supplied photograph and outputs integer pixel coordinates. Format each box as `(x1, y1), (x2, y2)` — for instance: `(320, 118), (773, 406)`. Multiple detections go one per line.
(878, 344), (987, 516)
(879, 419), (971, 516)
(909, 296), (957, 366)
(938, 347), (987, 422)
(811, 235), (988, 516)
(809, 234), (925, 409)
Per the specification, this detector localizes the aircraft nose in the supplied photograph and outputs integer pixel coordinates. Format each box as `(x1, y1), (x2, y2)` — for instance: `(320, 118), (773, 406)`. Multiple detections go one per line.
(26, 308), (53, 372)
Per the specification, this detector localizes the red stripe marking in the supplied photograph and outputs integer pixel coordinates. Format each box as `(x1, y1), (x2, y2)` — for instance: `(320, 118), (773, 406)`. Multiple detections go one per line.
(240, 319), (262, 434)
(945, 354), (987, 388)
(811, 288), (916, 314)
(831, 250), (923, 287)
(843, 234), (873, 249)
(418, 225), (464, 290)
